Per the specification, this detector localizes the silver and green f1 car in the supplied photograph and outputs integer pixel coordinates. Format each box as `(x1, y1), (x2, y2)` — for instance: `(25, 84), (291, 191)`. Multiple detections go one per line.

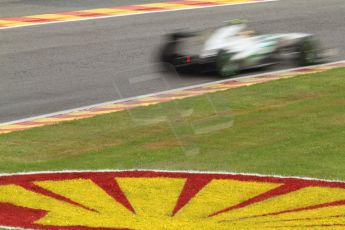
(160, 20), (331, 77)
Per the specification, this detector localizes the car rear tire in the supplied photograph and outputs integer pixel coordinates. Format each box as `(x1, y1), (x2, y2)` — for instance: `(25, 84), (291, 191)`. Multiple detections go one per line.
(216, 50), (240, 77)
(296, 37), (320, 66)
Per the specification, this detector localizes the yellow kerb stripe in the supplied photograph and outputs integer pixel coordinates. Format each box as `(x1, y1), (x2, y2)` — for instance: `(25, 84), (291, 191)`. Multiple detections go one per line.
(79, 8), (137, 15)
(27, 14), (83, 20)
(141, 3), (196, 9)
(0, 20), (31, 26)
(207, 0), (255, 3)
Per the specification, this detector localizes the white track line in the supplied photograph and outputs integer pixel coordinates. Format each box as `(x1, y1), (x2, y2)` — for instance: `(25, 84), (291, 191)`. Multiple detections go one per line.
(0, 169), (344, 183)
(0, 0), (278, 30)
(1, 60), (344, 127)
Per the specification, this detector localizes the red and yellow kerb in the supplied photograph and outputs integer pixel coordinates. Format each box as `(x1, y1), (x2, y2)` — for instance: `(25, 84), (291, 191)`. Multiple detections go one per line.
(0, 0), (270, 29)
(1, 170), (345, 229)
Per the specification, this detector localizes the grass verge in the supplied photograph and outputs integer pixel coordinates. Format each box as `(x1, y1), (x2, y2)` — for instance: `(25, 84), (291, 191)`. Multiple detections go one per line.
(0, 68), (344, 180)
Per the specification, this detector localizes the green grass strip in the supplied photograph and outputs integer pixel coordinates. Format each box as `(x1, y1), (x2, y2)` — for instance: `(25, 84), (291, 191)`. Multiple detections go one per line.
(0, 68), (344, 180)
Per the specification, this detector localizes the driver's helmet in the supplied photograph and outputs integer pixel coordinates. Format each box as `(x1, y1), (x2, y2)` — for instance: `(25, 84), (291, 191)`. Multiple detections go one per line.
(224, 19), (256, 37)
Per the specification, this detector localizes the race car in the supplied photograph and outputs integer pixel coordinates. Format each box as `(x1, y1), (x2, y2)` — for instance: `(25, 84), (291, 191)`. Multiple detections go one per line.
(160, 20), (330, 77)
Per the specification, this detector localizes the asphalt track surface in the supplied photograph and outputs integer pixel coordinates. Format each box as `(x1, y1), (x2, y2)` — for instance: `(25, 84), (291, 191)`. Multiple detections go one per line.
(1, 0), (345, 123)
